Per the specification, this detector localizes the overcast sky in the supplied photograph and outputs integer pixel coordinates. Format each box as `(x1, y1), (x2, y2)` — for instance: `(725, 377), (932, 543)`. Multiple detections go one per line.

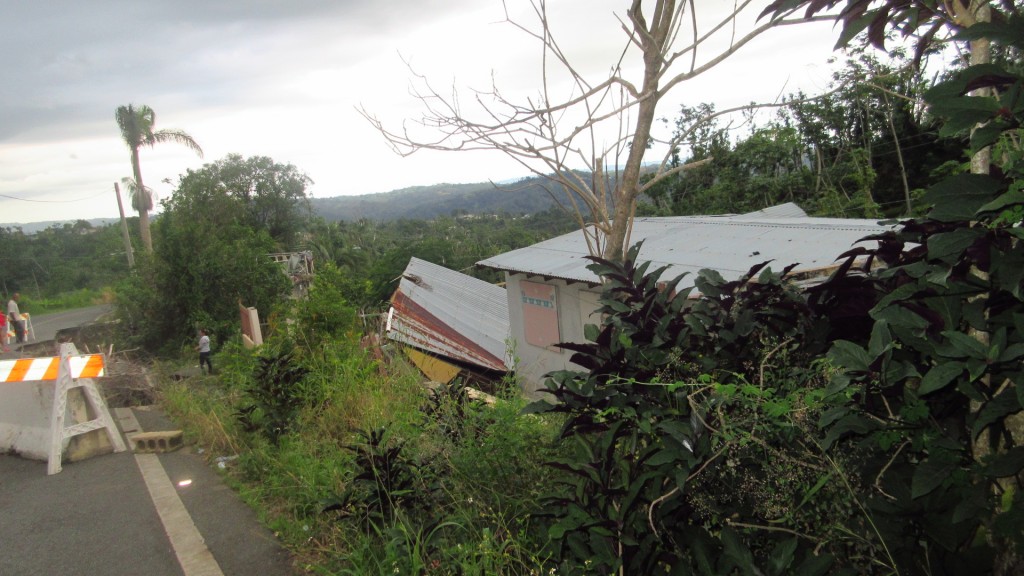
(0, 1), (845, 225)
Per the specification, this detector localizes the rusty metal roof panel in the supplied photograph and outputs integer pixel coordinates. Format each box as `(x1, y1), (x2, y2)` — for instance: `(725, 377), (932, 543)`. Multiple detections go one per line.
(477, 205), (893, 288)
(387, 257), (509, 371)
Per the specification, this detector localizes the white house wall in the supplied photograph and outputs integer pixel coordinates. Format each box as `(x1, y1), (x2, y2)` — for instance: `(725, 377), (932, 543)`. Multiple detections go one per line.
(506, 272), (603, 396)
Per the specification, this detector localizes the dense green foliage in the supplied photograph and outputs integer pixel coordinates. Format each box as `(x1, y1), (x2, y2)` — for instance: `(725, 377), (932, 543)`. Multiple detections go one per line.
(116, 155), (297, 352)
(522, 10), (1024, 575)
(306, 209), (577, 309)
(0, 220), (130, 297)
(526, 248), (851, 574)
(10, 5), (1023, 573)
(161, 286), (560, 574)
(643, 50), (961, 219)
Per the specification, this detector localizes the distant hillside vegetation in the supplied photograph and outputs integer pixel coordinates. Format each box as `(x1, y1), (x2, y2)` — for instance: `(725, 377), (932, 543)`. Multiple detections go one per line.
(311, 176), (573, 222)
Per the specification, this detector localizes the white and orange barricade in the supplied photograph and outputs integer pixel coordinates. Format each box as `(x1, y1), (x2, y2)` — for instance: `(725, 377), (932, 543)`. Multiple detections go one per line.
(0, 343), (125, 474)
(6, 312), (33, 343)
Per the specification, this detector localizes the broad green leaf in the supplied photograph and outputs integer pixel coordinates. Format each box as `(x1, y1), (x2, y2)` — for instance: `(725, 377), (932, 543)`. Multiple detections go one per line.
(768, 538), (798, 576)
(819, 407), (849, 428)
(795, 552), (833, 576)
(953, 484), (990, 523)
(690, 533), (717, 576)
(646, 447), (685, 467)
(882, 359), (920, 387)
(868, 320), (893, 358)
(926, 64), (1014, 101)
(872, 304), (930, 331)
(918, 362), (964, 395)
(966, 359), (988, 383)
(927, 229), (984, 261)
(921, 174), (1003, 222)
(998, 343), (1024, 363)
(956, 19), (1024, 48)
(985, 447), (1024, 478)
(521, 399), (556, 415)
(973, 389), (1023, 441)
(823, 414), (879, 448)
(935, 101), (1001, 135)
(938, 331), (990, 360)
(911, 458), (957, 499)
(721, 527), (758, 576)
(873, 282), (923, 313)
(828, 340), (872, 372)
(658, 420), (695, 447)
(971, 122), (1008, 154)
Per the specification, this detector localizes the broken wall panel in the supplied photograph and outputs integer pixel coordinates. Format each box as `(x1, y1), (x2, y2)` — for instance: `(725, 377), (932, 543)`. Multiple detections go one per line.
(387, 257), (510, 373)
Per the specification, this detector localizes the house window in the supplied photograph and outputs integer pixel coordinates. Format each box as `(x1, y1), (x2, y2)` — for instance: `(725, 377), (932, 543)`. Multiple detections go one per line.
(521, 281), (560, 347)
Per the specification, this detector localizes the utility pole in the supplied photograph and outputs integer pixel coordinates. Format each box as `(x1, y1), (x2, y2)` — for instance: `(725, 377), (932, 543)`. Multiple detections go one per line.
(114, 182), (135, 268)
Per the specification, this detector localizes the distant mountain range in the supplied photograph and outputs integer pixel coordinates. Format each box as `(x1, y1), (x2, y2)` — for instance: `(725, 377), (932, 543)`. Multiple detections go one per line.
(309, 175), (569, 222)
(1, 218), (121, 235)
(4, 174), (583, 232)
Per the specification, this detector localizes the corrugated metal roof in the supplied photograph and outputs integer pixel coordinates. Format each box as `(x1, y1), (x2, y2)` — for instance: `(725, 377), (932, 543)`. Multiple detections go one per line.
(387, 257), (510, 371)
(733, 202), (808, 219)
(477, 205), (892, 287)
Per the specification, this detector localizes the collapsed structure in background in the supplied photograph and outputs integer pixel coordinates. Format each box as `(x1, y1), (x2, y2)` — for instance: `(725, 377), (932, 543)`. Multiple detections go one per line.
(477, 203), (894, 394)
(384, 204), (893, 395)
(269, 251), (314, 298)
(386, 257), (510, 385)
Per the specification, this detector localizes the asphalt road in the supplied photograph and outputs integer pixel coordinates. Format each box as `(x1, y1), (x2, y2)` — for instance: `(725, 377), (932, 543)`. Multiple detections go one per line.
(27, 304), (113, 342)
(0, 305), (297, 575)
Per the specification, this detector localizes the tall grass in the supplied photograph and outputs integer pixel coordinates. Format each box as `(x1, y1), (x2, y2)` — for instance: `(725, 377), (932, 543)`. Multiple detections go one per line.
(157, 299), (561, 574)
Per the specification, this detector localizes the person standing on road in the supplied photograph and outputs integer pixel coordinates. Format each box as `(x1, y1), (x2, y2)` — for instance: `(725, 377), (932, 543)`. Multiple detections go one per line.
(7, 293), (24, 344)
(196, 328), (213, 375)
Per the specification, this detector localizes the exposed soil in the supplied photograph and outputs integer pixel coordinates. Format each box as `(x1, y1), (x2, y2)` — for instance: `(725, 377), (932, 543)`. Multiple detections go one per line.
(42, 321), (158, 408)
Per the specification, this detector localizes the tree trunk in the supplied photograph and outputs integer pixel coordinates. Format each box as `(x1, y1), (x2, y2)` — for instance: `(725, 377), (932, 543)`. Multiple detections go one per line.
(113, 182), (135, 268)
(131, 147), (153, 253)
(954, 2), (1022, 573)
(604, 1), (671, 261)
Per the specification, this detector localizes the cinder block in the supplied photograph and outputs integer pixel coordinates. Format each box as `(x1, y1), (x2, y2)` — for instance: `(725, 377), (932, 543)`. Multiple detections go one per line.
(129, 430), (184, 453)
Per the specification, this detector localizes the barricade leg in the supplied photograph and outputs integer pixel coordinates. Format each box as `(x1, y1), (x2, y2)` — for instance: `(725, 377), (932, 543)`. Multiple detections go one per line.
(46, 343), (126, 475)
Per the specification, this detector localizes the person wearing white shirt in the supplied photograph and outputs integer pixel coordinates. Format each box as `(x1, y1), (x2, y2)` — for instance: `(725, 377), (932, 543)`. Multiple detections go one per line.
(195, 328), (213, 375)
(7, 293), (24, 344)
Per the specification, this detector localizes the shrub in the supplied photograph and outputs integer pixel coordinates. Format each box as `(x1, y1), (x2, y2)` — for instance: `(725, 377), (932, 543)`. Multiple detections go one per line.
(527, 244), (851, 574)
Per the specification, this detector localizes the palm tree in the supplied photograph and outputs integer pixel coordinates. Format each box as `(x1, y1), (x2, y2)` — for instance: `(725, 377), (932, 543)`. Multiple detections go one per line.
(115, 104), (203, 252)
(119, 176), (154, 215)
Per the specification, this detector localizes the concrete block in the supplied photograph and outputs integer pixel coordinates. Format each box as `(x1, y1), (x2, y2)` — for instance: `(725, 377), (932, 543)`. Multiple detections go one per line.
(129, 430), (184, 453)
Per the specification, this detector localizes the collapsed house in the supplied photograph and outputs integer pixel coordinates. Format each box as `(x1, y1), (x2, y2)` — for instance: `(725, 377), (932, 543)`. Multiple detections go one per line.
(385, 204), (893, 395)
(386, 257), (510, 385)
(476, 203), (894, 393)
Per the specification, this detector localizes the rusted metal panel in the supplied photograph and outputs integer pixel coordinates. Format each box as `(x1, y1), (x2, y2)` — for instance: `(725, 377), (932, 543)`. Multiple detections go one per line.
(387, 258), (509, 372)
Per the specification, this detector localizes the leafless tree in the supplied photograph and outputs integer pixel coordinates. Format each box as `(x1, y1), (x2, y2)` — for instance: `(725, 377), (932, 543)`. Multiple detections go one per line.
(361, 0), (833, 259)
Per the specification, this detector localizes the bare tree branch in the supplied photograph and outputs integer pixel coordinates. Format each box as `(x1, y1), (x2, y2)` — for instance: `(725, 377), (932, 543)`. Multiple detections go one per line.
(360, 0), (840, 259)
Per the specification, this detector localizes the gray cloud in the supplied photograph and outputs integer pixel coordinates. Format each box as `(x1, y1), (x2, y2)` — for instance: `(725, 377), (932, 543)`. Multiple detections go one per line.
(0, 0), (844, 224)
(0, 0), (466, 141)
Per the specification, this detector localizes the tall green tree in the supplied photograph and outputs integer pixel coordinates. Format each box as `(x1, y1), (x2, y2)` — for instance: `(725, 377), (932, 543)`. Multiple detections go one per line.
(114, 104), (203, 253)
(192, 154), (312, 247)
(645, 50), (958, 219)
(116, 154), (310, 352)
